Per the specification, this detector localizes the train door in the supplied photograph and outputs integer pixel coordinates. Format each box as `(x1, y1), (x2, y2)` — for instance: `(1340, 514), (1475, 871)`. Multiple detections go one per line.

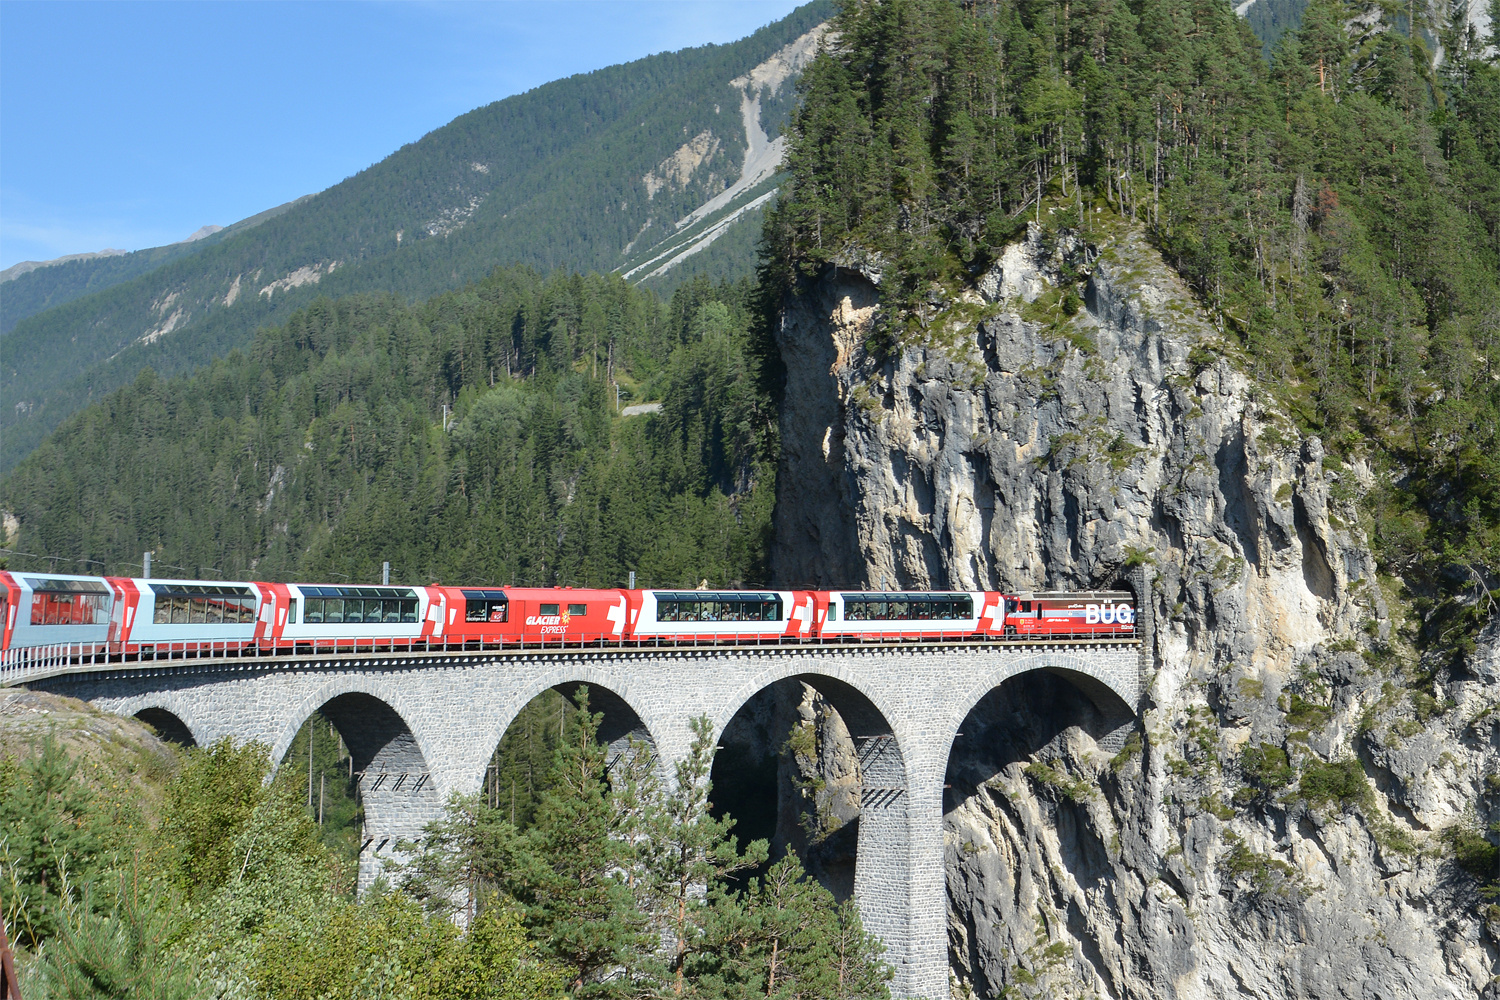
(791, 591), (819, 639)
(425, 588), (450, 641)
(978, 592), (1007, 636)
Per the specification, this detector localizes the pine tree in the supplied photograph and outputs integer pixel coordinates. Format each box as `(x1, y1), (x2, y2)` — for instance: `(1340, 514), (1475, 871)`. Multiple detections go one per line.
(693, 852), (891, 1000)
(504, 688), (652, 998)
(636, 715), (769, 997)
(0, 733), (101, 947)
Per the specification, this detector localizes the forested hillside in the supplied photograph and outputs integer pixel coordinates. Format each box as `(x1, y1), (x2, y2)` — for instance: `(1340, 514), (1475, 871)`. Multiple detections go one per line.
(763, 0), (1500, 645)
(0, 1), (831, 475)
(1, 268), (777, 590)
(1, 687), (889, 996)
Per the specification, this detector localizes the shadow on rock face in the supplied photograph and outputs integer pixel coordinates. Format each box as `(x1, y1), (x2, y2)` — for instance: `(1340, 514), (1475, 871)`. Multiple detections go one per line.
(710, 678), (864, 902)
(944, 671), (1120, 814)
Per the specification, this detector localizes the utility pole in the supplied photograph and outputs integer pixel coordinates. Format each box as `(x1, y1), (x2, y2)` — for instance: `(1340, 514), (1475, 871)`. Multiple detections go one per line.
(319, 773), (325, 826)
(142, 552), (151, 579)
(308, 722), (314, 809)
(382, 562), (390, 586)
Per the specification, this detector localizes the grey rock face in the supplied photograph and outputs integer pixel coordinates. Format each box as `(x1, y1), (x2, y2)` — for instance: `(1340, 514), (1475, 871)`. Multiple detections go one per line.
(771, 223), (1500, 998)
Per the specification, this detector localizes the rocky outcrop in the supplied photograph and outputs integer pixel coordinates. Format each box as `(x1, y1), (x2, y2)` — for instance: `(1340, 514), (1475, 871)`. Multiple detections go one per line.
(714, 679), (865, 901)
(771, 222), (1500, 998)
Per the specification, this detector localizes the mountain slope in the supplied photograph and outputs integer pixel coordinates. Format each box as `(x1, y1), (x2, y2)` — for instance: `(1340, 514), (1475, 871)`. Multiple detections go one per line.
(0, 268), (775, 590)
(0, 198), (309, 335)
(0, 1), (830, 474)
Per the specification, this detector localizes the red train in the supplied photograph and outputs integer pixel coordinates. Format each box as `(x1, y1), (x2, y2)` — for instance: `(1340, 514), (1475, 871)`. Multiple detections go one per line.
(0, 570), (1135, 665)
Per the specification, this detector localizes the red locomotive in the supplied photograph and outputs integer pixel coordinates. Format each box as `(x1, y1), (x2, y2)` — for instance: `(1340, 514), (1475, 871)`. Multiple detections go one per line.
(0, 569), (1135, 668)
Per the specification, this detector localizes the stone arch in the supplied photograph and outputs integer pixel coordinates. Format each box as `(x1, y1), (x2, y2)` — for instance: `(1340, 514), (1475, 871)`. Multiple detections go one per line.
(270, 675), (438, 772)
(708, 658), (914, 971)
(271, 681), (442, 893)
(87, 691), (209, 748)
(134, 706), (196, 747)
(940, 656), (1139, 999)
(710, 656), (907, 747)
(469, 662), (667, 794)
(944, 652), (1137, 760)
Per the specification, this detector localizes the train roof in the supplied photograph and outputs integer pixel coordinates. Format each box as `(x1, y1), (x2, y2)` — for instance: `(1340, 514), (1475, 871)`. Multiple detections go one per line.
(475, 587), (622, 599)
(1016, 591), (1135, 601)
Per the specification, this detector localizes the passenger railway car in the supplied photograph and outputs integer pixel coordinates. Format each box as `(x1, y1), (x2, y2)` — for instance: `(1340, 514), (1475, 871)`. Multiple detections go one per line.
(0, 572), (115, 653)
(109, 578), (261, 653)
(627, 590), (808, 643)
(817, 591), (1006, 641)
(427, 586), (628, 646)
(267, 584), (431, 649)
(1002, 591), (1136, 637)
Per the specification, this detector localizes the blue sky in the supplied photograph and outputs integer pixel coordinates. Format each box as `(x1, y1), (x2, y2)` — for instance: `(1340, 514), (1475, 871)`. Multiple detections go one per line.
(0, 0), (806, 269)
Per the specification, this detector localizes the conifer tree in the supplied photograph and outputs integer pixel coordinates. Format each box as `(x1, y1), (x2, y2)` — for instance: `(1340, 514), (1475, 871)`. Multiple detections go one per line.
(0, 734), (100, 947)
(693, 852), (891, 1000)
(636, 716), (769, 997)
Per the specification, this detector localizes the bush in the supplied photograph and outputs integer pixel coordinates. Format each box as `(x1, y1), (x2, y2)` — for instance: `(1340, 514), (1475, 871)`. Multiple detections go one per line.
(1219, 836), (1304, 898)
(1283, 694), (1331, 729)
(1297, 758), (1373, 812)
(1240, 743), (1294, 790)
(1443, 821), (1500, 889)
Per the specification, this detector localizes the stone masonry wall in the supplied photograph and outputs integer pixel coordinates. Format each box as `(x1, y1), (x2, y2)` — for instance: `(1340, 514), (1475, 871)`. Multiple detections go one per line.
(30, 640), (1139, 999)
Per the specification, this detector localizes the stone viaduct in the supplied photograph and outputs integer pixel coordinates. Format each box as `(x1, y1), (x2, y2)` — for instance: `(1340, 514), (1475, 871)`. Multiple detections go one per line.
(15, 639), (1144, 998)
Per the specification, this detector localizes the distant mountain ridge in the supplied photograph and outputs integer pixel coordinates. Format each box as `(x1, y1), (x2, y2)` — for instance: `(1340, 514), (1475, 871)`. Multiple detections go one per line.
(0, 1), (832, 474)
(1, 249), (128, 284)
(0, 196), (312, 334)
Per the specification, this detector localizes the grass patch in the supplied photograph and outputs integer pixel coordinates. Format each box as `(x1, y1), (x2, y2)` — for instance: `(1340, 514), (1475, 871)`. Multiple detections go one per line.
(1241, 743), (1294, 789)
(1109, 732), (1143, 773)
(1443, 820), (1500, 892)
(1282, 693), (1332, 730)
(1218, 832), (1306, 898)
(1024, 761), (1096, 803)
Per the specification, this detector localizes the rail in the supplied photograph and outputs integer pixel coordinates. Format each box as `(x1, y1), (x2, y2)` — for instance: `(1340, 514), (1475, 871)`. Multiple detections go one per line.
(0, 630), (1139, 688)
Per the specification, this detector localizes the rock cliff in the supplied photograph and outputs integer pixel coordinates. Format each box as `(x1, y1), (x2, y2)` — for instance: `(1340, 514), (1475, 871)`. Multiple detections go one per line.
(770, 221), (1500, 998)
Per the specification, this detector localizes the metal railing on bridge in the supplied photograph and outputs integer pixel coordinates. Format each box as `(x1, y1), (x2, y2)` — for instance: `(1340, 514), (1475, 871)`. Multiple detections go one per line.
(1, 629), (1138, 687)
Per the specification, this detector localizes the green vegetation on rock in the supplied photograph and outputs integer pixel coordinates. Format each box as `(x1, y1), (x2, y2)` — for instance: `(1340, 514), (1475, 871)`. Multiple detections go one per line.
(765, 0), (1499, 652)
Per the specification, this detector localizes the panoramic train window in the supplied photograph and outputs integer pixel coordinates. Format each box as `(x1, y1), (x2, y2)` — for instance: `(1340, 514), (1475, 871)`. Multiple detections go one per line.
(26, 578), (113, 626)
(463, 589), (509, 623)
(653, 593), (782, 623)
(149, 583), (257, 625)
(299, 586), (418, 625)
(839, 593), (974, 622)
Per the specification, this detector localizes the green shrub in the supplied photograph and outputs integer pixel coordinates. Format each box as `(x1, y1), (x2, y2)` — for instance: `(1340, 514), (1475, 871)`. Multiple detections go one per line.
(1240, 743), (1294, 790)
(1024, 761), (1095, 803)
(1298, 758), (1373, 812)
(1283, 693), (1331, 729)
(1443, 821), (1500, 888)
(1218, 836), (1304, 898)
(1109, 732), (1143, 773)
